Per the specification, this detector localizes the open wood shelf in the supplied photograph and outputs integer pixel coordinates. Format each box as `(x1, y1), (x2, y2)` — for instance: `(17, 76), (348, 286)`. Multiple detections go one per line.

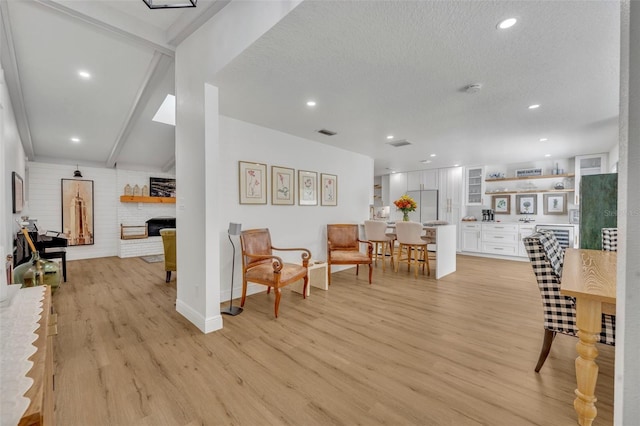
(485, 173), (574, 182)
(119, 196), (176, 204)
(485, 189), (574, 195)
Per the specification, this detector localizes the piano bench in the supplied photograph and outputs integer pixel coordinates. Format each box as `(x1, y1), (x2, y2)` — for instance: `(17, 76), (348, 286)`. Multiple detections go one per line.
(41, 249), (67, 282)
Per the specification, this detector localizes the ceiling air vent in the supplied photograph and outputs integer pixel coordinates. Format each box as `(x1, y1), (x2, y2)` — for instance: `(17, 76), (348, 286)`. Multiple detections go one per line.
(317, 129), (337, 136)
(387, 139), (412, 147)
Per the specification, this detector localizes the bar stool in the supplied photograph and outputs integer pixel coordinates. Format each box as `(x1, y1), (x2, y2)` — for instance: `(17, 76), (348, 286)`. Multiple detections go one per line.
(394, 221), (430, 278)
(364, 220), (395, 271)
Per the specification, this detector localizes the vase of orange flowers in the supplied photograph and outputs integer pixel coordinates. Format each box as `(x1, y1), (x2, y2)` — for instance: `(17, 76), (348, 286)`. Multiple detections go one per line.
(393, 194), (417, 221)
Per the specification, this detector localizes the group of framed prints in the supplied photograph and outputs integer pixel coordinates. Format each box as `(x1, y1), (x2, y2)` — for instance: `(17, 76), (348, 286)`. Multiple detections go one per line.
(491, 193), (567, 215)
(239, 161), (337, 206)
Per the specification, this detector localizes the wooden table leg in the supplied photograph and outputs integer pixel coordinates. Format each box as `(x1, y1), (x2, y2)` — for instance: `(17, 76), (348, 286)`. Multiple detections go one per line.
(573, 297), (602, 426)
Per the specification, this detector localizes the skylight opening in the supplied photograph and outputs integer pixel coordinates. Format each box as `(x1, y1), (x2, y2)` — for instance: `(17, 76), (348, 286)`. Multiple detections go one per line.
(152, 94), (176, 126)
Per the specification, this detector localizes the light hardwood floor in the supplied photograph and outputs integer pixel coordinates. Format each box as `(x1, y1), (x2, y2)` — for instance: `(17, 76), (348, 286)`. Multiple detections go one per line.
(52, 254), (614, 425)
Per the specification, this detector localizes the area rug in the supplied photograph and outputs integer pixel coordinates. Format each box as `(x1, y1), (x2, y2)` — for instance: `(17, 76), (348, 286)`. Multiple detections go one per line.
(141, 255), (164, 263)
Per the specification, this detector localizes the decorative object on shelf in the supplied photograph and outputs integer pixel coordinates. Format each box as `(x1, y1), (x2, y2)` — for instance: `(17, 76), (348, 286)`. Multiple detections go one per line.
(133, 184), (141, 196)
(149, 177), (176, 198)
(222, 222), (243, 316)
(516, 194), (537, 214)
(543, 193), (567, 215)
(320, 173), (338, 206)
(394, 194), (417, 221)
(124, 184), (132, 196)
(492, 195), (511, 214)
(239, 162), (267, 204)
(12, 172), (24, 213)
(487, 172), (505, 179)
(515, 168), (543, 178)
(142, 185), (149, 197)
(61, 179), (94, 246)
(554, 181), (565, 190)
(298, 170), (318, 206)
(271, 165), (295, 205)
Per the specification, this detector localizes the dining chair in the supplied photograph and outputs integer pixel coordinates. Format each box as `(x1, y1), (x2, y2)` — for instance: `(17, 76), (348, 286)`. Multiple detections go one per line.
(601, 227), (618, 251)
(326, 224), (373, 285)
(239, 228), (311, 318)
(364, 220), (395, 271)
(523, 231), (615, 372)
(394, 221), (430, 278)
(160, 228), (176, 283)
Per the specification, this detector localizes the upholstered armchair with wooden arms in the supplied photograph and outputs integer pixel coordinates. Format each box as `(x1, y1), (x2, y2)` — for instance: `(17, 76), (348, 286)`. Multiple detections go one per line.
(326, 224), (373, 285)
(239, 228), (311, 318)
(523, 231), (615, 372)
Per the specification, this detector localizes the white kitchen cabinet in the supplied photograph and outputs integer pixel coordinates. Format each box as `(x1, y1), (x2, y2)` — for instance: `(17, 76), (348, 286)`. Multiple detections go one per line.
(481, 223), (519, 256)
(518, 224), (536, 257)
(388, 173), (408, 220)
(438, 167), (463, 250)
(465, 166), (484, 205)
(574, 153), (608, 205)
(407, 169), (439, 191)
(461, 222), (481, 252)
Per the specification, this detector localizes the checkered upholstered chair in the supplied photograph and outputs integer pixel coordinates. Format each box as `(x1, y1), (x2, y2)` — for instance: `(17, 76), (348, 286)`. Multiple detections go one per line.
(523, 231), (615, 372)
(602, 227), (618, 252)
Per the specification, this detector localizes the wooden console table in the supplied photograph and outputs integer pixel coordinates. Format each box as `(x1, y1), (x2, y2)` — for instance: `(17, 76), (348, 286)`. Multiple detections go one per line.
(560, 248), (616, 426)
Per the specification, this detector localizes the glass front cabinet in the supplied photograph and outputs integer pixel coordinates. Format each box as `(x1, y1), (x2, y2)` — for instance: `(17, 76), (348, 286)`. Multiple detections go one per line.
(465, 166), (484, 205)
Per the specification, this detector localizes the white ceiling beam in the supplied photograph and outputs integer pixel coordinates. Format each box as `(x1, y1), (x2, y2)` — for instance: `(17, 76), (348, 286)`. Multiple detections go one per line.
(0, 1), (35, 159)
(161, 157), (175, 173)
(166, 0), (231, 46)
(106, 52), (173, 168)
(33, 0), (175, 57)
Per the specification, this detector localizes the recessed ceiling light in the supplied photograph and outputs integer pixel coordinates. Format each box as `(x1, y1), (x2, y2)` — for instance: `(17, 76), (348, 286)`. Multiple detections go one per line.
(528, 104), (540, 110)
(391, 171), (397, 174)
(497, 18), (517, 30)
(70, 137), (80, 143)
(386, 135), (394, 140)
(453, 164), (459, 167)
(540, 138), (548, 142)
(430, 153), (436, 157)
(78, 70), (91, 79)
(306, 101), (316, 107)
(544, 154), (552, 157)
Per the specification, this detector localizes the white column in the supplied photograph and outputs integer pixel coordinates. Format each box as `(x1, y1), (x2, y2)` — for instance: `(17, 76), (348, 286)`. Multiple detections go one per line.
(615, 1), (640, 424)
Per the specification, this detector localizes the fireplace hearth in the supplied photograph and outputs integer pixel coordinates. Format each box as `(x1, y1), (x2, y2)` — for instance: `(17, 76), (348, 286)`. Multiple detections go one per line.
(146, 217), (176, 236)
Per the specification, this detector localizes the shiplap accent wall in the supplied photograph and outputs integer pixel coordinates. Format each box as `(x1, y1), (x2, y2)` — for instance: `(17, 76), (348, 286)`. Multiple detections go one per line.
(27, 163), (176, 261)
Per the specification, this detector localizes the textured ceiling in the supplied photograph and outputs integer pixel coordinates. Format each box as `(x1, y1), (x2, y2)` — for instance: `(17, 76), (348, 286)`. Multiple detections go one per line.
(2, 0), (621, 175)
(214, 0), (621, 175)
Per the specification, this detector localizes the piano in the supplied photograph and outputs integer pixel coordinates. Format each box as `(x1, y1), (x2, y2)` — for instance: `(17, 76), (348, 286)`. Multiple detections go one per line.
(14, 230), (68, 281)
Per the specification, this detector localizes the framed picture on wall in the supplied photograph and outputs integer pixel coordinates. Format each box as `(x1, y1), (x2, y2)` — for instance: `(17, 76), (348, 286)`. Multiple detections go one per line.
(298, 170), (318, 206)
(149, 177), (176, 197)
(320, 173), (337, 206)
(516, 195), (537, 215)
(12, 172), (24, 213)
(544, 193), (567, 215)
(271, 166), (295, 205)
(61, 179), (94, 246)
(492, 195), (511, 214)
(239, 161), (267, 204)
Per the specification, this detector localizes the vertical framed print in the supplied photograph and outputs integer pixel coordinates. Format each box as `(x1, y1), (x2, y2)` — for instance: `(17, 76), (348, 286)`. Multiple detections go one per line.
(271, 166), (295, 205)
(544, 193), (567, 215)
(492, 195), (511, 214)
(298, 170), (318, 206)
(12, 172), (24, 213)
(320, 173), (337, 206)
(61, 179), (94, 246)
(239, 161), (267, 204)
(516, 195), (537, 215)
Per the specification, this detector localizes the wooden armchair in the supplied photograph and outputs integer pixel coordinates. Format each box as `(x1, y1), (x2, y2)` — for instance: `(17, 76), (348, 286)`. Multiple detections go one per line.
(326, 224), (373, 285)
(239, 228), (311, 318)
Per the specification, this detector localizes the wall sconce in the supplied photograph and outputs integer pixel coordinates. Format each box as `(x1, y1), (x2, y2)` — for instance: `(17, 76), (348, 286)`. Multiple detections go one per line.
(142, 0), (196, 9)
(73, 165), (83, 178)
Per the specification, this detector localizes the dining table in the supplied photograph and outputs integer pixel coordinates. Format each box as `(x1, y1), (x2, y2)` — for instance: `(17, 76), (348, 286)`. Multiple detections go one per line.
(560, 248), (617, 426)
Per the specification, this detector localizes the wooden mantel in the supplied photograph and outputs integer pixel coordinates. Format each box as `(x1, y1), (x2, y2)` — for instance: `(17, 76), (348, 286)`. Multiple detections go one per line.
(119, 196), (176, 204)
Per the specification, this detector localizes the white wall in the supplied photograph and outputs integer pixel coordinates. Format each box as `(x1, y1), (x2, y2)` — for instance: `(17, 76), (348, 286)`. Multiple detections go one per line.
(218, 115), (373, 302)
